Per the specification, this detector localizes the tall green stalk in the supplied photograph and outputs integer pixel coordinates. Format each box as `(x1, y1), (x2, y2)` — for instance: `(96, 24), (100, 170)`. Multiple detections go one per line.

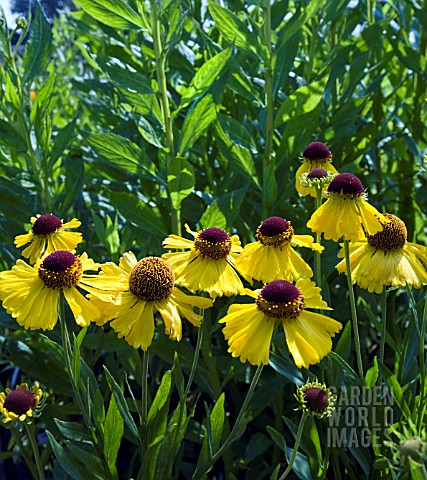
(149, 0), (181, 236)
(278, 411), (308, 480)
(380, 286), (387, 366)
(192, 364), (264, 479)
(344, 240), (364, 382)
(24, 423), (46, 480)
(417, 292), (427, 432)
(314, 187), (323, 288)
(262, 0), (274, 219)
(59, 294), (114, 480)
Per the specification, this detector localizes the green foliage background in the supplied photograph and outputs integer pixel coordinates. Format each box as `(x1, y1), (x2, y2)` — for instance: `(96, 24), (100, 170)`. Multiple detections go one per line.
(0, 0), (427, 478)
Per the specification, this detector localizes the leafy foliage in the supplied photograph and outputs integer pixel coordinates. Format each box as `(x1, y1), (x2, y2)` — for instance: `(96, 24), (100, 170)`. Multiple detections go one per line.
(0, 0), (427, 479)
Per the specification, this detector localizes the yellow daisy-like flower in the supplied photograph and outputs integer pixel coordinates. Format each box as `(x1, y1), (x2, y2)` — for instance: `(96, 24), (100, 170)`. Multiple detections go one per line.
(220, 278), (342, 368)
(295, 142), (337, 198)
(14, 214), (82, 264)
(162, 225), (246, 298)
(336, 213), (427, 293)
(0, 383), (43, 423)
(91, 253), (213, 350)
(234, 216), (323, 283)
(307, 172), (388, 242)
(0, 250), (108, 330)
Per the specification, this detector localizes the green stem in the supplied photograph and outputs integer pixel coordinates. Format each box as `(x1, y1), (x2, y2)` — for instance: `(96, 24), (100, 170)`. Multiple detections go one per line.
(417, 291), (427, 432)
(262, 0), (274, 218)
(192, 364), (264, 480)
(344, 240), (364, 382)
(149, 0), (180, 236)
(278, 412), (308, 480)
(24, 423), (45, 480)
(184, 325), (203, 401)
(141, 349), (149, 444)
(59, 294), (114, 480)
(10, 427), (38, 479)
(314, 187), (322, 288)
(380, 286), (387, 366)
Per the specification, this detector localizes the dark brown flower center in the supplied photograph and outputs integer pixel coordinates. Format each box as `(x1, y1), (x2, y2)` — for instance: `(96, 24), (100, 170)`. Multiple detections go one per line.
(38, 251), (82, 289)
(327, 173), (364, 196)
(4, 389), (36, 415)
(304, 387), (330, 413)
(256, 217), (294, 247)
(307, 168), (328, 179)
(32, 214), (62, 235)
(303, 142), (332, 161)
(256, 280), (304, 318)
(194, 228), (232, 260)
(367, 214), (407, 250)
(129, 257), (174, 301)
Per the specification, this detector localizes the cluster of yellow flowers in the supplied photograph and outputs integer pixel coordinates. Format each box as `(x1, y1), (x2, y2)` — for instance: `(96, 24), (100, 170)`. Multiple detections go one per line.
(1, 141), (427, 383)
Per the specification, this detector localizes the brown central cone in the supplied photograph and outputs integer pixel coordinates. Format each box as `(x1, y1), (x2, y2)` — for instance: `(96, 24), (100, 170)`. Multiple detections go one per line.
(367, 213), (407, 250)
(4, 389), (36, 415)
(129, 257), (175, 301)
(38, 251), (82, 289)
(194, 228), (232, 260)
(256, 280), (304, 319)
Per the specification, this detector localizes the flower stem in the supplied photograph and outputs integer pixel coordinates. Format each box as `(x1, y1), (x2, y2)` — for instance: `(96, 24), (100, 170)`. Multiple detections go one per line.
(314, 187), (323, 288)
(24, 423), (45, 480)
(141, 349), (149, 447)
(417, 291), (427, 432)
(59, 294), (114, 480)
(380, 286), (387, 366)
(192, 364), (264, 479)
(149, 0), (181, 236)
(278, 411), (308, 480)
(10, 426), (38, 479)
(262, 0), (274, 218)
(344, 240), (364, 382)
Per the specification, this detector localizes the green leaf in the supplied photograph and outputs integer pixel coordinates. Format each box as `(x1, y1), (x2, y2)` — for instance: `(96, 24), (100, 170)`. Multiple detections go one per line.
(217, 114), (256, 153)
(328, 351), (358, 382)
(208, 393), (225, 453)
(136, 115), (164, 148)
(97, 56), (154, 94)
(88, 133), (162, 184)
(147, 371), (172, 427)
(103, 366), (140, 443)
(168, 157), (195, 210)
(199, 186), (248, 230)
(275, 79), (325, 128)
(0, 120), (26, 151)
(48, 118), (77, 169)
(267, 426), (287, 452)
(71, 333), (82, 389)
(208, 1), (254, 52)
(180, 48), (232, 107)
(23, 3), (52, 84)
(46, 431), (89, 480)
(54, 419), (91, 443)
(179, 94), (217, 154)
(104, 395), (124, 474)
(365, 357), (379, 387)
(110, 192), (167, 236)
(276, 0), (324, 48)
(172, 352), (184, 400)
(74, 0), (145, 29)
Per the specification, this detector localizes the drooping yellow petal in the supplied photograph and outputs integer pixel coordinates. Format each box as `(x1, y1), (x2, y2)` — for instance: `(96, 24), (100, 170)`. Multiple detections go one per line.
(291, 235), (324, 253)
(221, 304), (275, 365)
(283, 310), (341, 368)
(64, 287), (101, 327)
(156, 299), (183, 341)
(115, 301), (154, 351)
(296, 277), (332, 310)
(14, 232), (34, 248)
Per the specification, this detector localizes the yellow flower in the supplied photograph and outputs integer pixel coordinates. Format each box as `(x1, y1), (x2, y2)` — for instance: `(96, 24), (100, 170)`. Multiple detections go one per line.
(336, 213), (427, 293)
(295, 142), (337, 197)
(220, 278), (342, 368)
(162, 225), (247, 298)
(0, 383), (43, 423)
(14, 214), (82, 264)
(92, 254), (213, 350)
(234, 216), (323, 283)
(0, 250), (108, 330)
(307, 173), (388, 242)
